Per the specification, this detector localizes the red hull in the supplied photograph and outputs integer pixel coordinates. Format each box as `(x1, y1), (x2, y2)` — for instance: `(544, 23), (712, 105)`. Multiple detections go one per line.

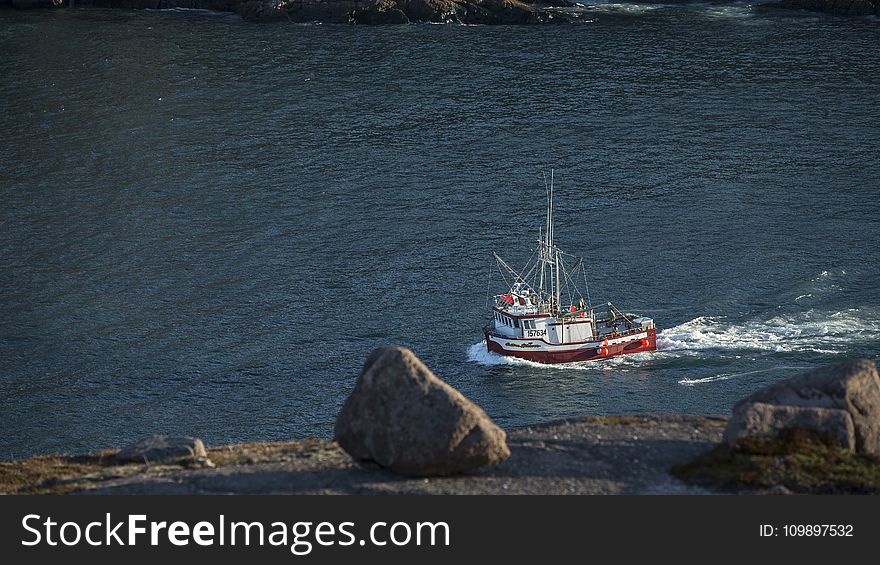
(484, 328), (657, 364)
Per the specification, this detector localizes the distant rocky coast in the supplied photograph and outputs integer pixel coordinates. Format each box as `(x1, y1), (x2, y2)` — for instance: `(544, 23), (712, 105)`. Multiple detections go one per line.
(2, 0), (878, 23)
(1, 0), (575, 24)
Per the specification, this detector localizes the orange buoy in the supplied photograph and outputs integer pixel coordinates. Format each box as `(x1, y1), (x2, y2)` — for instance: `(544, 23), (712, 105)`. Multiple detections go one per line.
(601, 347), (609, 356)
(641, 339), (649, 347)
(602, 339), (608, 346)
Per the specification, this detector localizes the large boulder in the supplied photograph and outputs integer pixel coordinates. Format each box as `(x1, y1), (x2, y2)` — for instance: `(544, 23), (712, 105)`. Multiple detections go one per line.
(399, 0), (461, 22)
(724, 359), (880, 454)
(459, 0), (536, 24)
(118, 434), (211, 465)
(335, 345), (510, 476)
(351, 0), (411, 23)
(236, 0), (293, 21)
(724, 402), (856, 451)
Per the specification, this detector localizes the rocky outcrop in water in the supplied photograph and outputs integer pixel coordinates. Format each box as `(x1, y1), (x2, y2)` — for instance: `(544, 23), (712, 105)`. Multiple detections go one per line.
(724, 359), (880, 455)
(334, 345), (510, 476)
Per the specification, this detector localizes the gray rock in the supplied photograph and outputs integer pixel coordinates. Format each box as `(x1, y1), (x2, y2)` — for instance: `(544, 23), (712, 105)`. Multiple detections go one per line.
(398, 0), (461, 22)
(724, 402), (856, 451)
(335, 345), (510, 476)
(236, 0), (293, 21)
(352, 6), (411, 23)
(118, 434), (211, 465)
(725, 359), (880, 455)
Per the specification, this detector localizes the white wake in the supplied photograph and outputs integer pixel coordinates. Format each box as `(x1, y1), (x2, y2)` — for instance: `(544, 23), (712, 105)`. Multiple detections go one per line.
(657, 308), (878, 355)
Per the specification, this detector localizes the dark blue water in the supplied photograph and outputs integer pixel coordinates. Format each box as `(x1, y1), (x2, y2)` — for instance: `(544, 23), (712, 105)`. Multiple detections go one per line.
(1, 5), (878, 459)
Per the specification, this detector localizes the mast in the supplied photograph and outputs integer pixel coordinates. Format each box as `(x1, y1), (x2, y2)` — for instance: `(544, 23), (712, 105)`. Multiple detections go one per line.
(555, 247), (561, 316)
(547, 169), (554, 252)
(538, 225), (545, 301)
(549, 170), (559, 314)
(535, 169), (565, 315)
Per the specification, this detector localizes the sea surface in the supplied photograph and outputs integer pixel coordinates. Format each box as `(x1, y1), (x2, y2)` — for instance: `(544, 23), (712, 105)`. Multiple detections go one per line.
(1, 5), (879, 459)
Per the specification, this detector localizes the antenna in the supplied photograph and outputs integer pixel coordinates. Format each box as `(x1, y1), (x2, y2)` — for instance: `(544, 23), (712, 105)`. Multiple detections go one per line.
(548, 169), (554, 250)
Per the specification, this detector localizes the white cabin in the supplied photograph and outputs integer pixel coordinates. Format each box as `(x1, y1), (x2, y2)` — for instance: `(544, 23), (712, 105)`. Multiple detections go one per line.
(493, 304), (595, 345)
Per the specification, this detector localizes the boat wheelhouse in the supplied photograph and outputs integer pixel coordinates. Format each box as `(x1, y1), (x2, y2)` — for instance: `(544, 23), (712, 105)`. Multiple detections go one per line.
(483, 171), (657, 363)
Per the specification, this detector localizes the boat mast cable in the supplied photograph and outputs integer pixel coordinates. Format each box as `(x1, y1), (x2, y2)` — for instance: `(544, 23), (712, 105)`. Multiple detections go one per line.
(485, 256), (494, 308)
(493, 252), (531, 291)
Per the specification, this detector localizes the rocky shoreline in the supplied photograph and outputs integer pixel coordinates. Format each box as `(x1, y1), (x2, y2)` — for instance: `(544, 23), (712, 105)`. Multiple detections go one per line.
(2, 0), (878, 23)
(3, 353), (879, 496)
(0, 414), (729, 494)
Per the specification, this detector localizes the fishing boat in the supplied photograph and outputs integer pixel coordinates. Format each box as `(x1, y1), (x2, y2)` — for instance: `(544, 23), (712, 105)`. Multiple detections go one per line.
(483, 171), (657, 363)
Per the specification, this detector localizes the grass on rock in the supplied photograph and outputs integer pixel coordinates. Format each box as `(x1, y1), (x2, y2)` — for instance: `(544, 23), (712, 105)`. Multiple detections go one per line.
(671, 429), (880, 494)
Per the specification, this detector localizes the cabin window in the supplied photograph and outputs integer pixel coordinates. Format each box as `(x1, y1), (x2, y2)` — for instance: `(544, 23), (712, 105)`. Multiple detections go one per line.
(513, 319), (520, 329)
(523, 320), (534, 330)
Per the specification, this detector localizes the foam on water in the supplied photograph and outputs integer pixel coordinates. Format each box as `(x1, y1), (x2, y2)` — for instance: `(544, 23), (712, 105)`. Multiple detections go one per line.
(685, 2), (755, 18)
(467, 341), (513, 367)
(701, 5), (754, 19)
(579, 3), (668, 15)
(678, 366), (814, 387)
(678, 374), (734, 385)
(658, 308), (879, 355)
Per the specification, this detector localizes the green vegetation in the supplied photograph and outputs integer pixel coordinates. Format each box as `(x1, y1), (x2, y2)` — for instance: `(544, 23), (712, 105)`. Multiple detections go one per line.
(206, 438), (342, 467)
(671, 429), (880, 494)
(0, 439), (339, 495)
(0, 451), (129, 495)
